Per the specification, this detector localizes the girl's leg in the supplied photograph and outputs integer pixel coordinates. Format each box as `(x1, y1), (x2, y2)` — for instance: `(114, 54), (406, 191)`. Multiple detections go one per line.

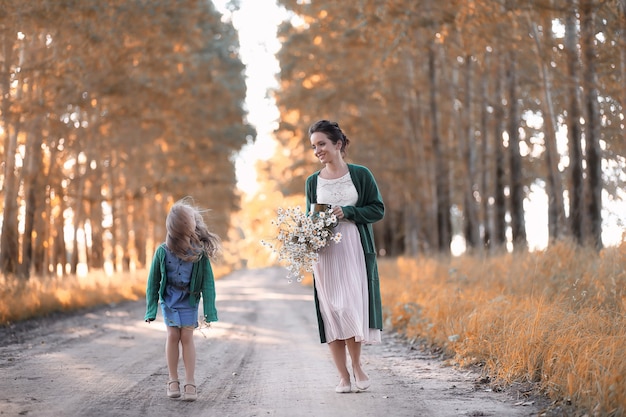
(180, 327), (197, 400)
(328, 339), (351, 389)
(346, 337), (369, 388)
(165, 326), (182, 381)
(180, 327), (196, 385)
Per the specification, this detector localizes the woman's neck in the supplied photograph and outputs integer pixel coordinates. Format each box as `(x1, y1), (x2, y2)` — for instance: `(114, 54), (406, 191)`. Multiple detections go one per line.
(322, 161), (349, 179)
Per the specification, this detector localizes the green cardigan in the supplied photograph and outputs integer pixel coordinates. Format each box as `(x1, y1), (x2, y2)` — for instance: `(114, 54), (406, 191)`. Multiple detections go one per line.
(305, 163), (385, 343)
(144, 243), (218, 323)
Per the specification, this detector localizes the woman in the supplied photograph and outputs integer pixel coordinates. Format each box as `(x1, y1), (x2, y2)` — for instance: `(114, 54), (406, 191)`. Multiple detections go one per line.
(145, 198), (221, 401)
(305, 119), (385, 393)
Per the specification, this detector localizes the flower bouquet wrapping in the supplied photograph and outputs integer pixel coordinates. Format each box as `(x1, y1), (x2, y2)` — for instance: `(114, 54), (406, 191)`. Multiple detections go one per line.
(261, 204), (342, 282)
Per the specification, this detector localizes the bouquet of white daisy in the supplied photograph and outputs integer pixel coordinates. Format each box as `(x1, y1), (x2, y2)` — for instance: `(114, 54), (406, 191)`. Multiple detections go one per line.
(261, 204), (342, 282)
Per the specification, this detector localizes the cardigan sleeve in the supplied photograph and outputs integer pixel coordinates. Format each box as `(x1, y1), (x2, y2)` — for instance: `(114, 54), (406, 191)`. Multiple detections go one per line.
(305, 173), (318, 215)
(144, 246), (164, 321)
(200, 257), (218, 322)
(342, 165), (385, 225)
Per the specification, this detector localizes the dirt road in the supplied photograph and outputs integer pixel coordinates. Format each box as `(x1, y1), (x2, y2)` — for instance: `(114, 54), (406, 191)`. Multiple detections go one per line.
(0, 267), (546, 417)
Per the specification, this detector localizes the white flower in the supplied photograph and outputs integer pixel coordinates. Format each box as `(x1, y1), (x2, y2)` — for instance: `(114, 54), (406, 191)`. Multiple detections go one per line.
(261, 205), (342, 282)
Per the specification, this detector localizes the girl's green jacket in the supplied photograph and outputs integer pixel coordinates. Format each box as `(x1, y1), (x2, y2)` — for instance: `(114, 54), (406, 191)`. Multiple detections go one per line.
(144, 243), (218, 323)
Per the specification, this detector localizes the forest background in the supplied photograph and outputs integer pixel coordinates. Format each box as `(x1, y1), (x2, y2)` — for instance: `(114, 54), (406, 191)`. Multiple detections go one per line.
(1, 0), (625, 415)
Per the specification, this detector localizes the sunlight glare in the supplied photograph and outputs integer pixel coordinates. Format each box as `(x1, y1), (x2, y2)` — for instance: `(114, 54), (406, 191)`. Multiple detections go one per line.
(212, 0), (288, 195)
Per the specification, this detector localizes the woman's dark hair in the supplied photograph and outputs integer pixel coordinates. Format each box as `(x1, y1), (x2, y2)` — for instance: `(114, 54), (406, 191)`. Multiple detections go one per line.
(308, 119), (350, 154)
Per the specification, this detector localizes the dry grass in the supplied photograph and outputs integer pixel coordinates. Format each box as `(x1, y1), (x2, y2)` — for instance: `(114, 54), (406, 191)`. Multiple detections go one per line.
(0, 263), (233, 325)
(3, 242), (624, 414)
(380, 241), (626, 416)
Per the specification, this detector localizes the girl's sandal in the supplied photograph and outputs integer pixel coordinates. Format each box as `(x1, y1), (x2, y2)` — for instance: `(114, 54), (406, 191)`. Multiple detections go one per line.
(166, 380), (181, 398)
(182, 383), (197, 402)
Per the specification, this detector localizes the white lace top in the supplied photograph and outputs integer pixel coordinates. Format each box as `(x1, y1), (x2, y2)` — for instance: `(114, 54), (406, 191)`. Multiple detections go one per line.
(316, 172), (358, 207)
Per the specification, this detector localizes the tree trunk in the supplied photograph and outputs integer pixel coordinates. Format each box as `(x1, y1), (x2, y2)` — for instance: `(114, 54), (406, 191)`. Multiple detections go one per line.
(52, 194), (68, 276)
(402, 55), (425, 255)
(480, 52), (492, 251)
(70, 159), (86, 275)
(106, 150), (120, 272)
(565, 2), (586, 245)
(580, 0), (603, 249)
(88, 170), (105, 270)
(418, 87), (437, 253)
(402, 134), (421, 256)
(618, 0), (626, 113)
(507, 50), (527, 252)
(429, 41), (451, 255)
(32, 184), (47, 276)
(19, 123), (45, 278)
(0, 33), (19, 274)
(120, 196), (131, 272)
(133, 199), (147, 268)
(462, 55), (480, 251)
(39, 139), (61, 277)
(529, 14), (567, 243)
(493, 54), (508, 249)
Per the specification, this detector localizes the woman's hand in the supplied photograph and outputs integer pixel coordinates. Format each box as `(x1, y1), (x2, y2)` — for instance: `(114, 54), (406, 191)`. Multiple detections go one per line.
(331, 205), (344, 219)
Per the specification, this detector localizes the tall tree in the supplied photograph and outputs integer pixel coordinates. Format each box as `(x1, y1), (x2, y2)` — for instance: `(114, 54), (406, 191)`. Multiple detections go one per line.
(479, 51), (494, 251)
(0, 0), (250, 277)
(565, 2), (586, 245)
(269, 0), (625, 258)
(493, 54), (508, 249)
(580, 0), (603, 249)
(1, 28), (20, 274)
(620, 0), (626, 113)
(507, 49), (528, 252)
(461, 55), (481, 250)
(429, 40), (452, 254)
(528, 5), (567, 242)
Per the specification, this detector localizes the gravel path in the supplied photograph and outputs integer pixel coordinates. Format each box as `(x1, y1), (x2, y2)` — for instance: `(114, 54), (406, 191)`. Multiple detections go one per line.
(0, 267), (546, 417)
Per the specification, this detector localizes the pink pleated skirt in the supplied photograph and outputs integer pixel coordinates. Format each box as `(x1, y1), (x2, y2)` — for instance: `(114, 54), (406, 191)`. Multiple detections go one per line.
(313, 220), (381, 344)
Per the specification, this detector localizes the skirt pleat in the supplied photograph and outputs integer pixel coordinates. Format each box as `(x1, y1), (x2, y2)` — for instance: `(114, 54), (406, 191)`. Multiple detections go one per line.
(313, 221), (381, 344)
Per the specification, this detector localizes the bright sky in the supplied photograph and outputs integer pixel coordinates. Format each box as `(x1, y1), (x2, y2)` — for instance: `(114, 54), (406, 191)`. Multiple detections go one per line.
(212, 0), (285, 195)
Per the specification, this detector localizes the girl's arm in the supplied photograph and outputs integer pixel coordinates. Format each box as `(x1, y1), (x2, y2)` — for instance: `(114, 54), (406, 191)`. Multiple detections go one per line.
(144, 248), (162, 321)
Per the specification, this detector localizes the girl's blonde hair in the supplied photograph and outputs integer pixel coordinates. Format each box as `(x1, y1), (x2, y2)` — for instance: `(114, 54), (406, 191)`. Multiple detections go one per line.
(165, 197), (221, 262)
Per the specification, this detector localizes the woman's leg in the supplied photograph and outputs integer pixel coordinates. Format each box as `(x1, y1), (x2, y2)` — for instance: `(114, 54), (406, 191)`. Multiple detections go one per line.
(328, 340), (350, 384)
(165, 326), (181, 381)
(180, 327), (196, 385)
(346, 337), (369, 387)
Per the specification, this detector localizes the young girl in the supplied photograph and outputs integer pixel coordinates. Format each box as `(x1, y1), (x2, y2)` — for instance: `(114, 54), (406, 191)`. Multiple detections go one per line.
(144, 198), (220, 401)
